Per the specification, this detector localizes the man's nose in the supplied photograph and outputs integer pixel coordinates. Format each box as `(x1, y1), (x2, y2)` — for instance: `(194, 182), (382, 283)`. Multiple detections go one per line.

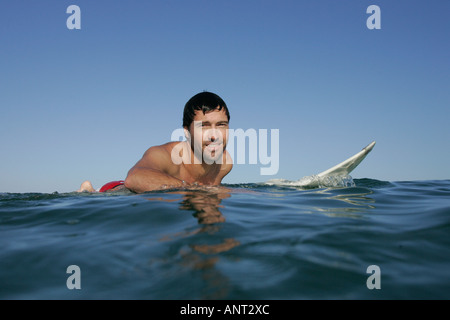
(207, 128), (219, 142)
(210, 131), (217, 141)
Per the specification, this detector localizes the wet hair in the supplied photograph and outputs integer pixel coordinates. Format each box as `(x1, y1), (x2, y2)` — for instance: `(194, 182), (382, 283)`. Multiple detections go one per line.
(183, 91), (230, 128)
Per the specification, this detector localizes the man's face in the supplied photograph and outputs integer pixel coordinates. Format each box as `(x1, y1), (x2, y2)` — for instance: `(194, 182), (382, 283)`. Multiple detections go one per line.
(187, 107), (229, 164)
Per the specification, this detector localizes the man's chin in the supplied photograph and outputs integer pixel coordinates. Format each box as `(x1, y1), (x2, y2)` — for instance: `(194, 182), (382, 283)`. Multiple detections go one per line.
(203, 149), (225, 164)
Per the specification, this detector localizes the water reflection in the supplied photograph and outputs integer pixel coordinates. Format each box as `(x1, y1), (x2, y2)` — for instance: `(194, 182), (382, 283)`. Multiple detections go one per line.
(304, 187), (376, 218)
(178, 188), (228, 224)
(146, 186), (239, 299)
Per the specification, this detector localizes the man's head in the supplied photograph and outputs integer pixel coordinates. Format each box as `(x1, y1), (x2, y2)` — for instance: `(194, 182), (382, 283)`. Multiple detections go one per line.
(183, 92), (230, 164)
(183, 91), (230, 129)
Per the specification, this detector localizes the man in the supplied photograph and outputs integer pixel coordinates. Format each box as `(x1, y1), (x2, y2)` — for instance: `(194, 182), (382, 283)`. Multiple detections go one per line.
(77, 91), (233, 193)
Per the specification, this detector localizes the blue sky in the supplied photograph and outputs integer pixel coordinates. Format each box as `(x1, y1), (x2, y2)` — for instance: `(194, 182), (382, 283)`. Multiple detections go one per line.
(1, 0), (449, 193)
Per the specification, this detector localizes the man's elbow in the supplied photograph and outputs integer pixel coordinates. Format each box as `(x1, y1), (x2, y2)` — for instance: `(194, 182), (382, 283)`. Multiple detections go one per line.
(124, 177), (133, 191)
(124, 168), (154, 193)
(124, 169), (138, 192)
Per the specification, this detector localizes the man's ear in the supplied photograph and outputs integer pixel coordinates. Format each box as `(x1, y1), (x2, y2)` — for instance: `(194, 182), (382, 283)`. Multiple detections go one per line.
(184, 127), (191, 141)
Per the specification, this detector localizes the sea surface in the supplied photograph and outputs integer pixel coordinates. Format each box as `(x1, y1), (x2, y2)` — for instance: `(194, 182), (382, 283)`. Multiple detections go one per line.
(1, 178), (450, 300)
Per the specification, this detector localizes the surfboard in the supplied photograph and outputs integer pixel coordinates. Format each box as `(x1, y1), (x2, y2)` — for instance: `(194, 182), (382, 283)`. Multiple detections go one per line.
(265, 141), (376, 188)
(316, 141), (376, 178)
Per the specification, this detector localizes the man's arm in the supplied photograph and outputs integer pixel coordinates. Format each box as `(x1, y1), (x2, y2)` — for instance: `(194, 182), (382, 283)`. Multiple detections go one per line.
(124, 145), (184, 193)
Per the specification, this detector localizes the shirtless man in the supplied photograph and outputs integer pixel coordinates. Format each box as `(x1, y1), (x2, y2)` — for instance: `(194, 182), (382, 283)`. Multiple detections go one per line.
(77, 91), (233, 193)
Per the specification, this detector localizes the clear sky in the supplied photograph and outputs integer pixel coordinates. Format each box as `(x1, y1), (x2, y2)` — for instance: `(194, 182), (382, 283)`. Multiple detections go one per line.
(1, 0), (449, 193)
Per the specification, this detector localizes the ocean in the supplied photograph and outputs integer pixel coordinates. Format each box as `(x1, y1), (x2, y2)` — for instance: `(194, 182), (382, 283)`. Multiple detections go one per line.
(1, 178), (450, 300)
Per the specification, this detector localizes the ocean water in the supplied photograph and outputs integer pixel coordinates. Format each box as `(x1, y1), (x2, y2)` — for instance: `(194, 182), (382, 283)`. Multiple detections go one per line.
(1, 178), (450, 300)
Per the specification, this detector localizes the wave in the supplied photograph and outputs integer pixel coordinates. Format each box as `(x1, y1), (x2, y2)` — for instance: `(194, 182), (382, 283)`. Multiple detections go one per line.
(264, 174), (356, 189)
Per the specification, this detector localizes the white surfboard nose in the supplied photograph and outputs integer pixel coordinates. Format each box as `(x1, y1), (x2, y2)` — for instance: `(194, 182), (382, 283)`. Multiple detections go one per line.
(363, 141), (376, 154)
(316, 140), (376, 178)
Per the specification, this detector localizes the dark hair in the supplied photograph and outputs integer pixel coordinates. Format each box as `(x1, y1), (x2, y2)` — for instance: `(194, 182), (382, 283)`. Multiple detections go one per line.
(183, 91), (230, 128)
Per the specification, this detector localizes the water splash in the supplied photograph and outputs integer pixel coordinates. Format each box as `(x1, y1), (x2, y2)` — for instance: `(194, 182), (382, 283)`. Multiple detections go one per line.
(264, 174), (355, 189)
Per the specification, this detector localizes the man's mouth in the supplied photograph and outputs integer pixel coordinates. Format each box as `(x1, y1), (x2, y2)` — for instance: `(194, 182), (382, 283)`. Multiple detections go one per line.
(205, 143), (222, 152)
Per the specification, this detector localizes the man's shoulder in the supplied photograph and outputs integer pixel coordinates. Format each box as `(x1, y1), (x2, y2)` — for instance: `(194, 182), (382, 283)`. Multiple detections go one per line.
(143, 142), (179, 157)
(138, 142), (181, 170)
(135, 142), (182, 175)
